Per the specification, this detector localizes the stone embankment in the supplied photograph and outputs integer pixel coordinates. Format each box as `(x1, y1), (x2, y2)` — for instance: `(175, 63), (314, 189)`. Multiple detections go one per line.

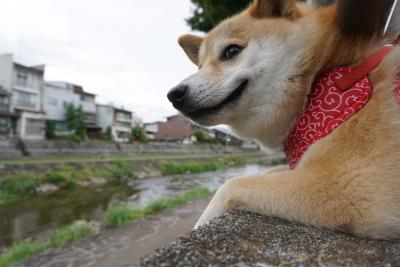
(0, 139), (257, 158)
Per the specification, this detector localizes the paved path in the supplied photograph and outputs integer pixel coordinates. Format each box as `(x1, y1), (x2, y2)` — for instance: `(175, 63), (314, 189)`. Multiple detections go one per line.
(15, 198), (210, 267)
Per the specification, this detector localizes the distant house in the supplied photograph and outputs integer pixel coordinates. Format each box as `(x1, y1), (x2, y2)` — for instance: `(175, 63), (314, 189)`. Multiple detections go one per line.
(0, 86), (16, 138)
(210, 128), (243, 146)
(43, 81), (80, 135)
(97, 104), (133, 142)
(144, 122), (162, 140)
(0, 54), (46, 140)
(148, 115), (194, 144)
(73, 85), (101, 136)
(43, 81), (102, 136)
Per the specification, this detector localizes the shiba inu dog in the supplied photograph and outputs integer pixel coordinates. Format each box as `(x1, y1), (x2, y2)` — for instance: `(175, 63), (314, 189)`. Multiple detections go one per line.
(168, 0), (400, 239)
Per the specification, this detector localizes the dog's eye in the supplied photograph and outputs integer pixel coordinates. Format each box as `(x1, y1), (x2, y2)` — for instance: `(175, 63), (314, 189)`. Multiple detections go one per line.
(221, 45), (243, 61)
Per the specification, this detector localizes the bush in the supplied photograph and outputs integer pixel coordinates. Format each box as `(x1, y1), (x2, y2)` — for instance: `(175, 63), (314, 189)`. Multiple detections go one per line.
(144, 188), (212, 214)
(131, 126), (148, 143)
(45, 121), (56, 140)
(193, 129), (213, 144)
(224, 155), (247, 166)
(43, 165), (78, 189)
(50, 221), (97, 247)
(105, 188), (212, 228)
(0, 241), (47, 267)
(0, 173), (39, 195)
(105, 203), (144, 228)
(104, 160), (137, 181)
(161, 161), (226, 175)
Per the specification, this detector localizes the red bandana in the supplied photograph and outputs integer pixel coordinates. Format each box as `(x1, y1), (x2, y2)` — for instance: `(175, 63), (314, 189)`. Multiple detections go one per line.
(284, 46), (400, 169)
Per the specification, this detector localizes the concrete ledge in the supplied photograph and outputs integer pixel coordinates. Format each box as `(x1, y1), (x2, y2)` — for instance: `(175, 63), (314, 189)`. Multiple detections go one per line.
(132, 210), (400, 266)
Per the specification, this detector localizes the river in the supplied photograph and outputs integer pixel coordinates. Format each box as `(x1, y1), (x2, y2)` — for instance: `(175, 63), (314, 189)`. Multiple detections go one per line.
(0, 164), (268, 248)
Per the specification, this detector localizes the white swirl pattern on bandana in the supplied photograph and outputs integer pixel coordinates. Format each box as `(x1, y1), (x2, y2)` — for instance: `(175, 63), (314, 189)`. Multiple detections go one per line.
(283, 67), (373, 169)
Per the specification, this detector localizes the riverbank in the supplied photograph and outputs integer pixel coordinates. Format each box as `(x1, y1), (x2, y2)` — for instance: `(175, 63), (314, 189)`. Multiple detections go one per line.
(12, 197), (211, 267)
(0, 164), (274, 266)
(0, 152), (279, 206)
(0, 190), (213, 267)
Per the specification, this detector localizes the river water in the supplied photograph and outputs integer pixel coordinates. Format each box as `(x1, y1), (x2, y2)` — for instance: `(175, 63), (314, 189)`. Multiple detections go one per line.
(0, 164), (268, 248)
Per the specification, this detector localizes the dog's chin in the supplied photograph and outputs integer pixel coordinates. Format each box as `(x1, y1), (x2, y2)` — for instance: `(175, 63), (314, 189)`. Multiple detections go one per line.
(182, 80), (249, 126)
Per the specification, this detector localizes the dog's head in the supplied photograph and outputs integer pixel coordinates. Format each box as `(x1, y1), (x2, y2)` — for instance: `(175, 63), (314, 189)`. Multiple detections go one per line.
(168, 0), (391, 147)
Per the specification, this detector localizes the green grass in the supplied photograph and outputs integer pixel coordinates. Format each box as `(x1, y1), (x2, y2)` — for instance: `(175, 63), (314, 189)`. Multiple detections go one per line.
(101, 160), (137, 181)
(49, 221), (97, 247)
(105, 203), (145, 228)
(0, 173), (39, 195)
(0, 152), (260, 165)
(160, 155), (247, 175)
(105, 188), (213, 228)
(0, 188), (213, 266)
(0, 220), (97, 267)
(0, 161), (138, 206)
(0, 153), (251, 207)
(0, 241), (47, 267)
(144, 188), (212, 213)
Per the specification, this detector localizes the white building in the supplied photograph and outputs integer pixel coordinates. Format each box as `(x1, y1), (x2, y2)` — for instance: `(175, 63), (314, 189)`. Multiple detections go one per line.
(43, 81), (80, 134)
(0, 54), (46, 140)
(72, 85), (100, 136)
(43, 81), (101, 136)
(97, 104), (133, 142)
(144, 122), (160, 140)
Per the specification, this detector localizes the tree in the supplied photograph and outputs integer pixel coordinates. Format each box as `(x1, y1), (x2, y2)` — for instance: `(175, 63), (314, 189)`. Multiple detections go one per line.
(45, 121), (56, 140)
(193, 129), (213, 144)
(64, 104), (87, 141)
(105, 126), (113, 141)
(131, 126), (149, 143)
(186, 0), (332, 32)
(65, 103), (77, 131)
(187, 0), (251, 32)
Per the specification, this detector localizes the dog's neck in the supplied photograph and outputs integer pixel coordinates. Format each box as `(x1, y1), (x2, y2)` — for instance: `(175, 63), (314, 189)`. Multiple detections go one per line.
(235, 5), (383, 149)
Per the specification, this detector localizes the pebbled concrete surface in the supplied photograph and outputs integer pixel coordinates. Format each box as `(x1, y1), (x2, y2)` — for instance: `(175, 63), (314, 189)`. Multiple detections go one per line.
(132, 210), (400, 267)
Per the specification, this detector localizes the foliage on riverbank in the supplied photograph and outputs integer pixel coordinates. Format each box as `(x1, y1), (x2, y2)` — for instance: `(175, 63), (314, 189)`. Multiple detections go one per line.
(0, 160), (137, 206)
(49, 221), (97, 247)
(0, 154), (250, 207)
(160, 155), (246, 175)
(0, 188), (213, 266)
(0, 241), (47, 267)
(105, 188), (212, 228)
(0, 221), (97, 267)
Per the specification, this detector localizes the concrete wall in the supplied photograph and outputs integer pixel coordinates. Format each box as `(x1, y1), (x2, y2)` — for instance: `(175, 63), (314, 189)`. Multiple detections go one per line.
(96, 105), (113, 132)
(0, 54), (13, 92)
(0, 139), (258, 158)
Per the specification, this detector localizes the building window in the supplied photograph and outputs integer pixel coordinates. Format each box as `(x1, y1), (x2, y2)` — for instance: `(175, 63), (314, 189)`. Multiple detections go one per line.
(14, 91), (37, 109)
(15, 70), (29, 87)
(25, 119), (44, 136)
(117, 131), (130, 140)
(116, 112), (131, 121)
(0, 116), (9, 135)
(0, 95), (9, 105)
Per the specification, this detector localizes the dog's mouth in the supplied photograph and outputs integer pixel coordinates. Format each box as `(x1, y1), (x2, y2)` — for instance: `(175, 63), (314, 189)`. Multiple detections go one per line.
(187, 80), (249, 119)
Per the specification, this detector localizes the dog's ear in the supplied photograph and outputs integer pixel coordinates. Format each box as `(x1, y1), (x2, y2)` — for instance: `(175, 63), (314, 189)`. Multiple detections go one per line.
(249, 0), (299, 19)
(178, 34), (204, 66)
(336, 0), (394, 36)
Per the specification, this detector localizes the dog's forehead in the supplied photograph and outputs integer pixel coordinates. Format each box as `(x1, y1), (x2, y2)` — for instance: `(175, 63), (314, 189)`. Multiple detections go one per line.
(199, 16), (256, 61)
(199, 14), (292, 62)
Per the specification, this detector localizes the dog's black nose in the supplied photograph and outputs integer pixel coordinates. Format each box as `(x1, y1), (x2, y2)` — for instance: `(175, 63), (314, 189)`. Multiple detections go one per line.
(167, 85), (188, 108)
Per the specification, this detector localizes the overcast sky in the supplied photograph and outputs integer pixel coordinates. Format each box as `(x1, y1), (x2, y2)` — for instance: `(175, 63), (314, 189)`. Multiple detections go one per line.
(0, 0), (199, 122)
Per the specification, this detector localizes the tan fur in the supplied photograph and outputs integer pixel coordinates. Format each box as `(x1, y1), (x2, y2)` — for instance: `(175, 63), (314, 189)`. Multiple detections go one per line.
(176, 0), (400, 239)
